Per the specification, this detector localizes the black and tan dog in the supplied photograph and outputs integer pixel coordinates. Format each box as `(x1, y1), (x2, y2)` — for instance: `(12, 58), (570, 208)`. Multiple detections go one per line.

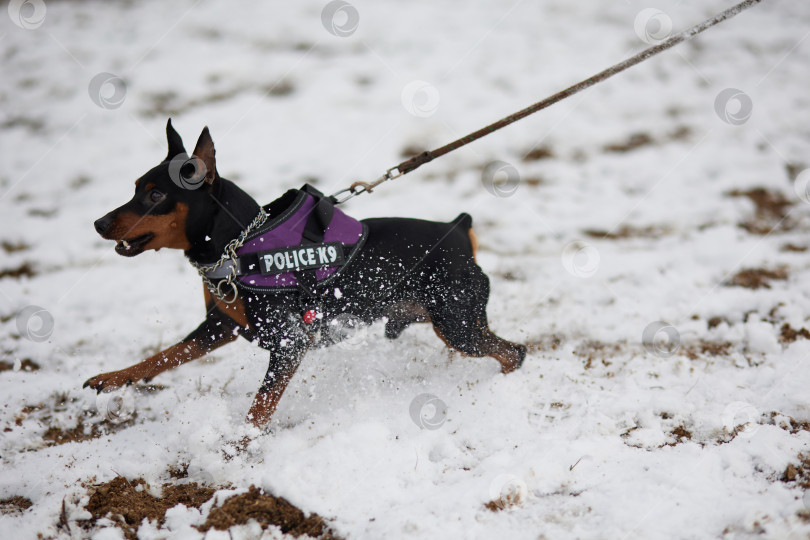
(87, 120), (526, 429)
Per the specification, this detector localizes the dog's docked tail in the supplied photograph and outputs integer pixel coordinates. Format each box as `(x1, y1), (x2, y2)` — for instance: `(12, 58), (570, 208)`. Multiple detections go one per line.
(452, 212), (478, 262)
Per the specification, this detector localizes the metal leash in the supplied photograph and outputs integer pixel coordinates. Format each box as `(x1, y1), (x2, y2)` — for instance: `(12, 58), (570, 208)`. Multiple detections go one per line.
(189, 208), (268, 303)
(331, 0), (763, 205)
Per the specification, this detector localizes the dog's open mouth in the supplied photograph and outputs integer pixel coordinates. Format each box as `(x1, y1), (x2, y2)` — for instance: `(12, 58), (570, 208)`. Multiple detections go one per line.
(114, 233), (154, 256)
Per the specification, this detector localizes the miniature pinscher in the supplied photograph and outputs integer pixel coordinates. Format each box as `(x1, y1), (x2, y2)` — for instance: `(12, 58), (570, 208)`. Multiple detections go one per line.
(86, 120), (526, 429)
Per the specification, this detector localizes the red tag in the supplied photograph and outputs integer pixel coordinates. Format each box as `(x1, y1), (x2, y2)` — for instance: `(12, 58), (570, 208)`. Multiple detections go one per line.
(303, 310), (318, 324)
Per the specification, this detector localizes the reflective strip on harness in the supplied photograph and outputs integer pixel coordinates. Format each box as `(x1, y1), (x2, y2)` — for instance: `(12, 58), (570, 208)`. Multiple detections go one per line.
(258, 242), (345, 275)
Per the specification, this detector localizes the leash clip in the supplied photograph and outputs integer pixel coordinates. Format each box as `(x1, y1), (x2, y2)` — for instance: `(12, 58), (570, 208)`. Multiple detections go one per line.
(384, 166), (402, 180)
(331, 167), (403, 205)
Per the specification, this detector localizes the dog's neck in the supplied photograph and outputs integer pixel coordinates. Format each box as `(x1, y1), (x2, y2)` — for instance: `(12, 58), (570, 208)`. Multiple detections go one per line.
(184, 178), (261, 264)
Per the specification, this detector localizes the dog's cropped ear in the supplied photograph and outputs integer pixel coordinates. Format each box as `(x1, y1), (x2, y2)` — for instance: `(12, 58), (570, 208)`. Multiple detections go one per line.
(191, 126), (219, 185)
(165, 118), (186, 161)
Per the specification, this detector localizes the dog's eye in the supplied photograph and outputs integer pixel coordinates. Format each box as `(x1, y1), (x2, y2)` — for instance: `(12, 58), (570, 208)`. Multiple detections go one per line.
(149, 190), (165, 203)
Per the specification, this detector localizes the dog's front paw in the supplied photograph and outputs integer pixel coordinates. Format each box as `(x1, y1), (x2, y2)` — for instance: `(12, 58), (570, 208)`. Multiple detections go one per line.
(83, 370), (133, 393)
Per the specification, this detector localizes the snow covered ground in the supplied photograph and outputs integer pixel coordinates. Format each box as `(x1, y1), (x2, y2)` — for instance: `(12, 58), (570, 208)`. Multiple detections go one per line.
(2, 0), (810, 538)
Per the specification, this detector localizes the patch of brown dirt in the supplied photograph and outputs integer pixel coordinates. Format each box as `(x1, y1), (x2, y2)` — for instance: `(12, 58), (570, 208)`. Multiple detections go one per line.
(141, 85), (276, 119)
(399, 144), (428, 158)
(726, 267), (788, 290)
(582, 224), (671, 240)
(495, 269), (525, 282)
(1, 240), (31, 253)
(262, 79), (295, 97)
(28, 208), (58, 218)
(603, 132), (654, 153)
(1, 116), (44, 132)
(524, 176), (545, 187)
(716, 423), (757, 445)
(779, 323), (810, 344)
(83, 477), (216, 540)
(12, 404), (43, 427)
(662, 425), (693, 447)
(526, 334), (563, 352)
(780, 243), (807, 252)
(707, 316), (730, 329)
(0, 262), (37, 279)
(522, 146), (554, 161)
(767, 412), (810, 435)
(785, 163), (807, 182)
(573, 340), (619, 369)
(167, 463), (190, 480)
(42, 414), (136, 447)
(199, 485), (340, 539)
(70, 175), (91, 189)
(681, 341), (733, 360)
(484, 500), (504, 512)
(131, 382), (167, 394)
(0, 358), (40, 372)
(668, 125), (692, 142)
(727, 188), (794, 234)
(672, 425), (692, 440)
(14, 392), (138, 446)
(483, 486), (525, 512)
(0, 496), (33, 516)
(657, 425), (695, 448)
(780, 454), (810, 489)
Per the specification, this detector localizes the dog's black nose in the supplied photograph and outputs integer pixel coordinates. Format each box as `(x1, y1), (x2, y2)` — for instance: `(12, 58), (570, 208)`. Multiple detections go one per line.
(94, 216), (112, 235)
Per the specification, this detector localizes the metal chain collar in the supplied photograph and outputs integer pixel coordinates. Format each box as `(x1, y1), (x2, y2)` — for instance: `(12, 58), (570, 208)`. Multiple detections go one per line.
(189, 208), (268, 303)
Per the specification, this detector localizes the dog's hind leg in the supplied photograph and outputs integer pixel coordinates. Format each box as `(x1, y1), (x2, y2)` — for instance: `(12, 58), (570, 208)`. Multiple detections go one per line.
(434, 322), (527, 373)
(424, 266), (526, 373)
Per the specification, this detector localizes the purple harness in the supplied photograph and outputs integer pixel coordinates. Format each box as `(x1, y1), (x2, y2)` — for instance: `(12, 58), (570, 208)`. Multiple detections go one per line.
(230, 186), (366, 293)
